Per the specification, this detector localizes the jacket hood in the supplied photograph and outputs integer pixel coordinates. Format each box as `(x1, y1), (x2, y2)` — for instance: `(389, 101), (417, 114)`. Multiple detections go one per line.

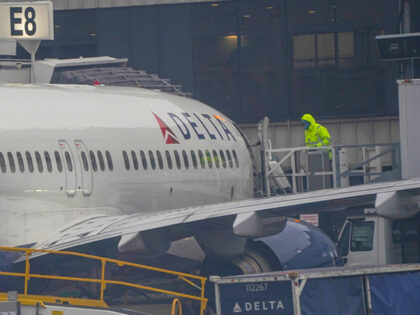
(301, 113), (316, 126)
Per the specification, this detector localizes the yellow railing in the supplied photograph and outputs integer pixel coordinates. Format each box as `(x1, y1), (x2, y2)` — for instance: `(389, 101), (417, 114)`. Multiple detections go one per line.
(0, 246), (207, 314)
(172, 298), (183, 315)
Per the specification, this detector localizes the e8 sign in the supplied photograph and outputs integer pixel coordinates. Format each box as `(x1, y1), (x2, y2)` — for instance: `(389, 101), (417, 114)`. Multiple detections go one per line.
(0, 2), (54, 40)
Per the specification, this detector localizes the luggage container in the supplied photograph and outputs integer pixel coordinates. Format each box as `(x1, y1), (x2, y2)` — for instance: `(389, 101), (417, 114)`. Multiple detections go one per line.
(210, 264), (420, 315)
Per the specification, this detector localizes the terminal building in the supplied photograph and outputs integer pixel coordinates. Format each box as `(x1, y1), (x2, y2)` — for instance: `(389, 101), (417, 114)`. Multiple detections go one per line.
(3, 0), (418, 124)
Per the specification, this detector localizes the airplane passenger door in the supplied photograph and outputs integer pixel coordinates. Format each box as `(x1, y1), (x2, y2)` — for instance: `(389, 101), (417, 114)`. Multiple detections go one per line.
(58, 140), (77, 197)
(74, 140), (93, 196)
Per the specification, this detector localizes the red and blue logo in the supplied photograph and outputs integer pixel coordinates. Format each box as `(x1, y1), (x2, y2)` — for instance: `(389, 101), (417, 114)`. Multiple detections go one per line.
(153, 112), (180, 144)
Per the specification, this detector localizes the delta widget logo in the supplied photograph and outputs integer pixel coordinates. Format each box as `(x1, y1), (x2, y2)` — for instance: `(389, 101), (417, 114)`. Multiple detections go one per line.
(153, 112), (180, 144)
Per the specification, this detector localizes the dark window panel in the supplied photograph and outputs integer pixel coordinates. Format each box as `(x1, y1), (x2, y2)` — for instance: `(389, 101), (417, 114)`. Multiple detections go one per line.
(54, 151), (62, 173)
(26, 151), (34, 173)
(122, 151), (130, 170)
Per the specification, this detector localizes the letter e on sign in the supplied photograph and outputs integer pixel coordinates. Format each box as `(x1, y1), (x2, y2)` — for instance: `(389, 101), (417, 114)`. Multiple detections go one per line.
(0, 1), (54, 40)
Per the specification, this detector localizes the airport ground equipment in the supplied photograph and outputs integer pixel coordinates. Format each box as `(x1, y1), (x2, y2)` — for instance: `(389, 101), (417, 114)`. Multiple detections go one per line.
(337, 211), (420, 266)
(210, 264), (420, 315)
(0, 247), (207, 315)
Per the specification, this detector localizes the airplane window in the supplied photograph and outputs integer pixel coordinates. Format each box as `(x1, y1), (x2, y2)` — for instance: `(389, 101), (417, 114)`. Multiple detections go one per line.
(191, 150), (198, 169)
(7, 152), (16, 173)
(182, 150), (189, 169)
(26, 151), (34, 173)
(0, 153), (6, 173)
(131, 151), (139, 170)
(140, 150), (148, 170)
(174, 150), (181, 169)
(65, 151), (73, 172)
(81, 151), (89, 171)
(198, 150), (205, 169)
(44, 151), (52, 173)
(219, 150), (227, 168)
(226, 150), (233, 168)
(105, 151), (113, 171)
(205, 150), (212, 168)
(90, 151), (98, 172)
(16, 152), (24, 173)
(54, 151), (63, 172)
(35, 151), (43, 173)
(213, 150), (220, 168)
(232, 150), (239, 168)
(122, 151), (130, 170)
(165, 150), (173, 169)
(149, 150), (156, 170)
(97, 151), (105, 171)
(156, 151), (164, 170)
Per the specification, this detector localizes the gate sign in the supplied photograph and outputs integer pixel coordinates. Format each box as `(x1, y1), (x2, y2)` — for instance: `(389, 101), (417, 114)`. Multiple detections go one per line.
(218, 281), (293, 315)
(0, 1), (54, 40)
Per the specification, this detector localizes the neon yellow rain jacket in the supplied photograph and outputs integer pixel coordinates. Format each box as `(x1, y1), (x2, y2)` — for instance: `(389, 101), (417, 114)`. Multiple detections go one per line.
(301, 114), (331, 147)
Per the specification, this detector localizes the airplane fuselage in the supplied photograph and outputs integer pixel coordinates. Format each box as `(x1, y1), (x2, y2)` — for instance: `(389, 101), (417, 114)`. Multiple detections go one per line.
(0, 84), (253, 246)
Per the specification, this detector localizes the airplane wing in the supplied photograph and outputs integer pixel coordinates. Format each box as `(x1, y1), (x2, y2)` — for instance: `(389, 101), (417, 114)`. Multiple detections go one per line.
(31, 178), (420, 253)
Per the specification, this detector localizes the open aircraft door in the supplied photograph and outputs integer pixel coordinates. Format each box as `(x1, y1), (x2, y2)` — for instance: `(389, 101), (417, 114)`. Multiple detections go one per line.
(58, 140), (77, 197)
(74, 140), (93, 196)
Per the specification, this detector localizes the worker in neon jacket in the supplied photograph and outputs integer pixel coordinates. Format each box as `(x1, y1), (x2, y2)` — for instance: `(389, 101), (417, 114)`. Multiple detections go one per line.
(301, 113), (331, 158)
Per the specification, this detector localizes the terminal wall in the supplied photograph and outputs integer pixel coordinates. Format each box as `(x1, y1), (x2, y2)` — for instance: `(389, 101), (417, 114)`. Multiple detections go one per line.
(29, 0), (400, 124)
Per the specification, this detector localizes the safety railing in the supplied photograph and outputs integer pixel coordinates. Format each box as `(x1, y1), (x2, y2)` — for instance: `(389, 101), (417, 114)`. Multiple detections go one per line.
(263, 146), (336, 196)
(263, 143), (400, 195)
(334, 143), (400, 188)
(0, 246), (208, 314)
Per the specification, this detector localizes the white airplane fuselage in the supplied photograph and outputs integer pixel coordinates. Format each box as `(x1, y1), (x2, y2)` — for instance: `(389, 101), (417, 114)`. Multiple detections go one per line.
(0, 84), (254, 246)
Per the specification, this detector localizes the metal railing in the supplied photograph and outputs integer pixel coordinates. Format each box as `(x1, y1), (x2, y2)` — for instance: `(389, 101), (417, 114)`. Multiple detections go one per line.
(0, 246), (208, 314)
(263, 143), (400, 195)
(334, 143), (400, 188)
(263, 146), (336, 196)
